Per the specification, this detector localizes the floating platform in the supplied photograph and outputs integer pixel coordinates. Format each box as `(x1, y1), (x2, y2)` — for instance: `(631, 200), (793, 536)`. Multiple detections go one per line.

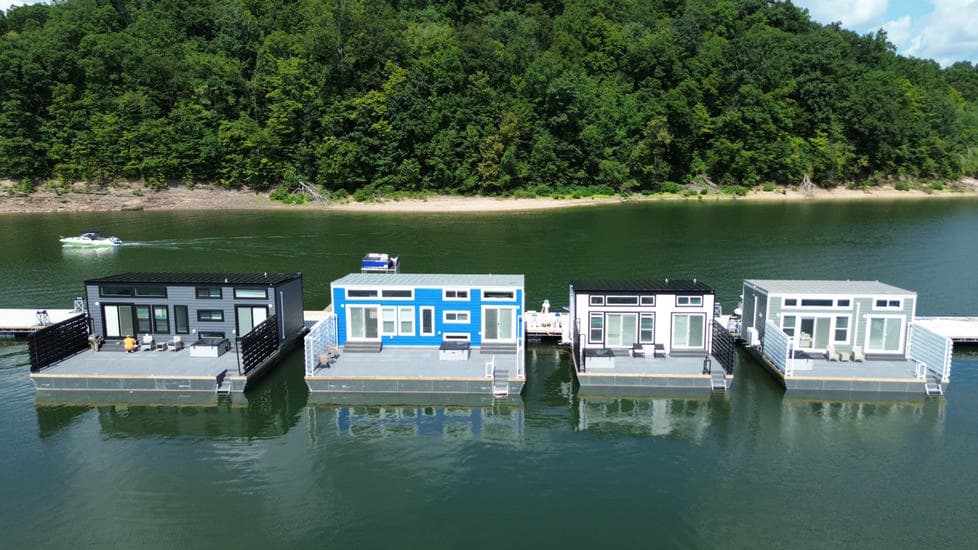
(914, 317), (978, 343)
(0, 309), (82, 335)
(569, 348), (732, 392)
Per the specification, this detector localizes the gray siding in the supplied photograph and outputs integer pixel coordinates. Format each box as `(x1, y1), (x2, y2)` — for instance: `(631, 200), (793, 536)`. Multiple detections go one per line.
(275, 277), (305, 339)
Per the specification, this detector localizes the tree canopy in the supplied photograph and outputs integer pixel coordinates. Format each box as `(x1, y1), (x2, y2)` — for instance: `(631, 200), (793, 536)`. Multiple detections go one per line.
(2, 0), (977, 195)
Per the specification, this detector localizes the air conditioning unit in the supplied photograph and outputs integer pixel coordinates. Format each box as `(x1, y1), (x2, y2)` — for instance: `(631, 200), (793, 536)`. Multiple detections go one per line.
(746, 327), (760, 347)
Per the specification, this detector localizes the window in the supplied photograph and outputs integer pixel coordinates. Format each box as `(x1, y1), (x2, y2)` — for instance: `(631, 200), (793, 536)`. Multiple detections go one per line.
(784, 298), (798, 307)
(382, 307), (397, 335)
(100, 286), (134, 297)
(135, 306), (153, 334)
(444, 289), (469, 300)
(236, 305), (268, 336)
(834, 316), (849, 342)
(589, 314), (604, 343)
(196, 287), (222, 299)
(673, 313), (705, 348)
(420, 307), (435, 336)
(234, 288), (267, 299)
(153, 305), (169, 333)
(677, 296), (703, 306)
(348, 289), (378, 298)
(197, 309), (224, 322)
(607, 296), (639, 305)
(174, 306), (189, 334)
(837, 299), (851, 307)
(875, 299), (901, 309)
(483, 290), (515, 299)
(801, 299), (833, 307)
(399, 307), (414, 334)
(640, 296), (655, 306)
(590, 295), (605, 306)
(382, 289), (413, 299)
(444, 311), (470, 323)
(782, 316), (796, 337)
(639, 314), (655, 343)
(135, 287), (166, 297)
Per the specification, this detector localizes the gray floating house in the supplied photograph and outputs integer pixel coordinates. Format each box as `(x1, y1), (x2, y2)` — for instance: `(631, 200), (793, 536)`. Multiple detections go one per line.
(567, 279), (734, 394)
(305, 272), (526, 400)
(29, 272), (305, 397)
(741, 280), (953, 395)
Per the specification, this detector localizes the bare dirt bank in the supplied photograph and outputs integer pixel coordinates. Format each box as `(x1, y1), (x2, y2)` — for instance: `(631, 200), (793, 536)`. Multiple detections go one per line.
(2, 179), (977, 215)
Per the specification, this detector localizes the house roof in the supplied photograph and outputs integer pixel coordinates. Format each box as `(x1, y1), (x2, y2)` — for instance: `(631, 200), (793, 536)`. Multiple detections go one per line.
(570, 279), (714, 293)
(85, 272), (302, 286)
(332, 273), (524, 287)
(744, 279), (915, 296)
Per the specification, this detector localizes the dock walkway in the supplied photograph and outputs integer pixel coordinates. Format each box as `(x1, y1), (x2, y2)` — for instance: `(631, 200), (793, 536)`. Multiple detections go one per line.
(0, 309), (81, 335)
(915, 317), (978, 343)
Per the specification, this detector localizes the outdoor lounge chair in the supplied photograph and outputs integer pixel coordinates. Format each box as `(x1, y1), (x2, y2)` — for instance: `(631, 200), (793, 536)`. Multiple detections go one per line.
(140, 334), (154, 351)
(169, 335), (184, 351)
(825, 344), (840, 361)
(851, 346), (866, 362)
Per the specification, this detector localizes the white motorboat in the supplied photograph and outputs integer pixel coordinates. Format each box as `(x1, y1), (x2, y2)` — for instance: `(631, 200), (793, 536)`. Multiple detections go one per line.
(59, 231), (123, 247)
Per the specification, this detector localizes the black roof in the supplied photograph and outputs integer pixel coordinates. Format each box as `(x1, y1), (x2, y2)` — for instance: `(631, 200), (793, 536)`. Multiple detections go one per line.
(570, 279), (714, 293)
(85, 272), (302, 286)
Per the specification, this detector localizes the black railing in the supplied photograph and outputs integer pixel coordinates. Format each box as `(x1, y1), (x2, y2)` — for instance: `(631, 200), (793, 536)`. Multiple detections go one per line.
(28, 314), (90, 372)
(711, 319), (736, 375)
(239, 314), (279, 375)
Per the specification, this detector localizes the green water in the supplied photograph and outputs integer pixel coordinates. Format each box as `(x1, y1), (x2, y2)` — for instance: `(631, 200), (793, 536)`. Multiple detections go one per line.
(2, 201), (978, 548)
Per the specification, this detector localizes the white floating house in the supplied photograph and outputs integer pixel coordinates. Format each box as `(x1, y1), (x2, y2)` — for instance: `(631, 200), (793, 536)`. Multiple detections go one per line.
(567, 279), (734, 393)
(741, 280), (952, 395)
(305, 272), (526, 399)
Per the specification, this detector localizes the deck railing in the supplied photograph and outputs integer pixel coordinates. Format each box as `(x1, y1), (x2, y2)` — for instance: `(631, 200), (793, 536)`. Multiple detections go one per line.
(27, 313), (90, 372)
(909, 322), (953, 381)
(304, 313), (337, 376)
(711, 319), (735, 374)
(763, 321), (793, 376)
(239, 314), (279, 375)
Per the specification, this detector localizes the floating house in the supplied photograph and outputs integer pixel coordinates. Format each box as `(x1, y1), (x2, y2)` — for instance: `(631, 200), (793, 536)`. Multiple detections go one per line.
(29, 272), (306, 397)
(305, 272), (526, 399)
(740, 280), (953, 395)
(567, 279), (734, 393)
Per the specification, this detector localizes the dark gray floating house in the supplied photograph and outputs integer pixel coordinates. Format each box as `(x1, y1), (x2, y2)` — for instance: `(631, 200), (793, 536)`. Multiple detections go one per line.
(29, 272), (305, 397)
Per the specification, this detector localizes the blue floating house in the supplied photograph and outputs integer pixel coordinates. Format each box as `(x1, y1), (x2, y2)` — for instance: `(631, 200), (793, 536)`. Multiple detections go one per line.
(305, 272), (526, 399)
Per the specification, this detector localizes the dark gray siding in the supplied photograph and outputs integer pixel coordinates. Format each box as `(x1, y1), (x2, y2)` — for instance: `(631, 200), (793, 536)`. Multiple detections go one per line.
(275, 277), (305, 339)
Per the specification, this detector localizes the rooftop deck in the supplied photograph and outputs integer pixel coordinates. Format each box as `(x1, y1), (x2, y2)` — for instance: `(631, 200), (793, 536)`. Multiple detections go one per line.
(306, 347), (525, 396)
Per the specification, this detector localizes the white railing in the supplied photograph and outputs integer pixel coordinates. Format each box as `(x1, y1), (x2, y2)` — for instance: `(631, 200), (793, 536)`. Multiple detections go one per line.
(764, 321), (794, 377)
(909, 322), (953, 381)
(304, 313), (337, 376)
(485, 355), (495, 378)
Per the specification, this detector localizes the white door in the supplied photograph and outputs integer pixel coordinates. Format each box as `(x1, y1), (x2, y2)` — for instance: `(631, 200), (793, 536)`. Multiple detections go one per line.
(605, 313), (638, 347)
(483, 307), (516, 342)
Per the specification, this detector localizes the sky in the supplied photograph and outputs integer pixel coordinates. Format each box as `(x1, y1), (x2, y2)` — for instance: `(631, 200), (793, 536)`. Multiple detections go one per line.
(2, 0), (977, 67)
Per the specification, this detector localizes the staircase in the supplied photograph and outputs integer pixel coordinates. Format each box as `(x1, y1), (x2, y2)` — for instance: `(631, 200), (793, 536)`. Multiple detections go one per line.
(343, 341), (383, 353)
(492, 369), (510, 398)
(924, 371), (944, 396)
(215, 370), (232, 396)
(711, 369), (728, 391)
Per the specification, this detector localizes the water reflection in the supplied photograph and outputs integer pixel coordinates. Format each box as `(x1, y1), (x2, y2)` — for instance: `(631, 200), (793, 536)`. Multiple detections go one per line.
(778, 392), (946, 440)
(308, 401), (525, 444)
(574, 394), (716, 443)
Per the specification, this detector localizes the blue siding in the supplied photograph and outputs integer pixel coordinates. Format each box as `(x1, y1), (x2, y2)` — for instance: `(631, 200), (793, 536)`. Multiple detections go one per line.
(332, 284), (523, 347)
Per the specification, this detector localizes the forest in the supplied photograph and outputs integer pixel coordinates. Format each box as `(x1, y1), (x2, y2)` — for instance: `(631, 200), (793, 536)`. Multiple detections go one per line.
(2, 0), (978, 198)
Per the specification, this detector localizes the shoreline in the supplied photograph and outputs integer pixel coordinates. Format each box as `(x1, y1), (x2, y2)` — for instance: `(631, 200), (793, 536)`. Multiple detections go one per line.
(2, 181), (977, 214)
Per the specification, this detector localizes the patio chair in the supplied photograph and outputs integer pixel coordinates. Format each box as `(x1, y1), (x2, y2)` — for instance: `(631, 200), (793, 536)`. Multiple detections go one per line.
(825, 344), (840, 362)
(140, 334), (154, 351)
(851, 346), (866, 362)
(169, 335), (184, 351)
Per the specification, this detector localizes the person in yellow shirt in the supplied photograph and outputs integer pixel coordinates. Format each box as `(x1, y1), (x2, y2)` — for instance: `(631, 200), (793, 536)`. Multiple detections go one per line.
(123, 334), (137, 353)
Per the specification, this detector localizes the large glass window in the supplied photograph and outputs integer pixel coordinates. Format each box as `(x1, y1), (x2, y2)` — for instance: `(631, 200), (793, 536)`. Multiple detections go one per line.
(197, 309), (224, 322)
(834, 316), (849, 342)
(673, 313), (705, 348)
(234, 288), (267, 299)
(589, 314), (603, 343)
(135, 305), (153, 333)
(606, 313), (638, 347)
(196, 287), (222, 299)
(640, 314), (655, 343)
(236, 305), (268, 336)
(153, 305), (169, 333)
(100, 286), (134, 297)
(135, 287), (166, 297)
(174, 306), (189, 334)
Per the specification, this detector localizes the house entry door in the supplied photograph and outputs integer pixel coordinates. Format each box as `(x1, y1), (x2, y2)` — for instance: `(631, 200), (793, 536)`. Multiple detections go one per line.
(348, 306), (380, 340)
(867, 317), (902, 353)
(483, 307), (516, 342)
(103, 304), (135, 338)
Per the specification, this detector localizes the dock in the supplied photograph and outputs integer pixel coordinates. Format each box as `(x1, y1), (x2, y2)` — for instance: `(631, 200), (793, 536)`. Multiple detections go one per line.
(915, 317), (978, 343)
(0, 309), (82, 335)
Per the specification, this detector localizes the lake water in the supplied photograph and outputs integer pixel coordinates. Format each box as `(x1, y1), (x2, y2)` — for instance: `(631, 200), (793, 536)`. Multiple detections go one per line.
(2, 200), (978, 548)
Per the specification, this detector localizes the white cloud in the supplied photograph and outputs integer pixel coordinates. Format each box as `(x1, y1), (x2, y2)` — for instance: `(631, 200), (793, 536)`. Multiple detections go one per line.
(794, 0), (890, 28)
(905, 0), (978, 65)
